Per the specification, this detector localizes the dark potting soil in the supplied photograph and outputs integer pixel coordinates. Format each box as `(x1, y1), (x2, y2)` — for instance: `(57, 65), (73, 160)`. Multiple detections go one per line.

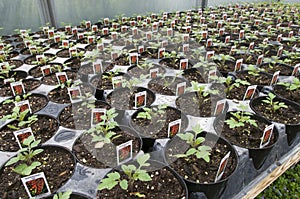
(29, 63), (61, 78)
(175, 92), (213, 117)
(131, 107), (188, 139)
(73, 129), (141, 168)
(273, 85), (300, 105)
(148, 76), (189, 96)
(127, 65), (165, 78)
(106, 87), (155, 110)
(97, 167), (186, 199)
(0, 79), (41, 97)
(41, 71), (78, 85)
(0, 94), (48, 119)
(165, 135), (237, 183)
(0, 115), (59, 152)
(235, 72), (271, 85)
(216, 112), (277, 148)
(59, 101), (111, 129)
(258, 63), (295, 76)
(0, 146), (75, 199)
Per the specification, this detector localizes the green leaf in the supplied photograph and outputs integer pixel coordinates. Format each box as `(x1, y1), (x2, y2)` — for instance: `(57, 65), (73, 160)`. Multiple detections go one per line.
(137, 154), (150, 167)
(7, 124), (19, 130)
(137, 171), (152, 181)
(119, 179), (128, 190)
(23, 135), (35, 146)
(107, 172), (120, 180)
(5, 156), (20, 166)
(31, 140), (41, 148)
(177, 133), (194, 143)
(98, 178), (118, 190)
(186, 148), (197, 156)
(32, 149), (44, 156)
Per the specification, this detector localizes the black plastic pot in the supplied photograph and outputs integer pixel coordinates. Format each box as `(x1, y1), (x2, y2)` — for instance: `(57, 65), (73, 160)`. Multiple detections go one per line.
(164, 131), (238, 199)
(96, 159), (188, 199)
(250, 95), (300, 146)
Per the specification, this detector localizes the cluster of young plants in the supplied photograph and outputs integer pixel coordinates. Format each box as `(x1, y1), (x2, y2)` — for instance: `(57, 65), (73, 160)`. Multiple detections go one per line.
(262, 93), (288, 114)
(136, 104), (168, 120)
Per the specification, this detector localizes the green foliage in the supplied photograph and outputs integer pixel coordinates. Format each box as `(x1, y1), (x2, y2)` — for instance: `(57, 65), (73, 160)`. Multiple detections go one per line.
(86, 108), (120, 144)
(3, 93), (32, 104)
(262, 93), (288, 113)
(0, 64), (16, 79)
(136, 104), (167, 120)
(5, 136), (43, 176)
(1, 106), (38, 130)
(98, 154), (151, 193)
(277, 78), (300, 91)
(53, 190), (72, 199)
(175, 124), (212, 162)
(77, 93), (96, 109)
(212, 54), (235, 66)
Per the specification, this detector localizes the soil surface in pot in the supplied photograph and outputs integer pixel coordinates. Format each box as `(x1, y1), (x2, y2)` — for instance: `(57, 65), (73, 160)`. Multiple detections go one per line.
(235, 71), (272, 85)
(182, 68), (206, 83)
(0, 146), (75, 198)
(273, 84), (300, 105)
(0, 114), (59, 152)
(42, 71), (78, 85)
(131, 106), (188, 139)
(175, 92), (214, 117)
(165, 135), (237, 183)
(59, 101), (111, 129)
(259, 63), (295, 76)
(97, 166), (186, 199)
(73, 128), (141, 168)
(127, 64), (165, 78)
(0, 79), (41, 97)
(106, 87), (155, 110)
(0, 94), (48, 119)
(215, 112), (277, 148)
(29, 63), (62, 78)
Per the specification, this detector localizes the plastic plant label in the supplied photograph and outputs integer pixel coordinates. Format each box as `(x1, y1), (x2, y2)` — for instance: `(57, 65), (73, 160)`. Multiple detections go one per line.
(69, 47), (77, 58)
(135, 91), (147, 109)
(130, 21), (136, 27)
(72, 27), (78, 35)
(243, 85), (257, 101)
(92, 25), (98, 32)
(47, 29), (54, 39)
(234, 59), (243, 72)
(277, 34), (282, 42)
(121, 26), (127, 33)
(292, 64), (300, 76)
(21, 172), (51, 199)
(97, 43), (104, 52)
(102, 28), (109, 35)
(112, 23), (119, 29)
(40, 65), (52, 76)
(13, 127), (34, 149)
(267, 25), (272, 33)
(171, 21), (175, 28)
(150, 68), (159, 79)
(225, 36), (230, 44)
(202, 31), (208, 39)
(62, 40), (69, 48)
(91, 108), (106, 127)
(161, 40), (168, 48)
(36, 55), (45, 64)
(24, 40), (31, 48)
(206, 51), (215, 61)
(211, 14), (215, 21)
(116, 140), (133, 165)
(239, 30), (245, 40)
(10, 81), (25, 96)
(93, 60), (103, 74)
(145, 32), (152, 41)
(186, 26), (191, 33)
(137, 15), (141, 21)
(111, 32), (118, 40)
(129, 53), (138, 65)
(15, 100), (32, 114)
(260, 124), (274, 148)
(167, 28), (173, 37)
(277, 46), (283, 57)
(152, 22), (158, 32)
(167, 119), (181, 138)
(55, 72), (68, 85)
(276, 23), (281, 30)
(256, 55), (264, 66)
(288, 31), (293, 38)
(138, 45), (144, 54)
(200, 17), (205, 24)
(223, 13), (227, 20)
(67, 86), (82, 103)
(76, 33), (83, 40)
(112, 76), (123, 89)
(183, 34), (189, 43)
(29, 46), (37, 55)
(270, 71), (280, 86)
(230, 46), (236, 55)
(88, 36), (95, 44)
(54, 35), (61, 43)
(122, 17), (127, 23)
(183, 44), (189, 53)
(214, 99), (227, 116)
(111, 51), (118, 61)
(219, 28), (225, 37)
(104, 18), (109, 25)
(131, 27), (138, 35)
(248, 42), (254, 50)
(176, 82), (186, 96)
(158, 48), (165, 59)
(180, 59), (188, 70)
(65, 25), (71, 33)
(215, 152), (231, 182)
(206, 38), (213, 47)
(85, 20), (91, 28)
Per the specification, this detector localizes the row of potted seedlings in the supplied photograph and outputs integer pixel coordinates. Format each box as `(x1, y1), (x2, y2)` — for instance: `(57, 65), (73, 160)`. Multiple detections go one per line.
(0, 1), (299, 199)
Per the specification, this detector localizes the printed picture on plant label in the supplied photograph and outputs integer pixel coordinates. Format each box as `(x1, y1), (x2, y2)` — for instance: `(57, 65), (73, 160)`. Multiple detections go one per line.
(168, 119), (181, 137)
(116, 140), (133, 165)
(10, 81), (25, 96)
(13, 127), (34, 149)
(91, 108), (106, 127)
(21, 172), (51, 198)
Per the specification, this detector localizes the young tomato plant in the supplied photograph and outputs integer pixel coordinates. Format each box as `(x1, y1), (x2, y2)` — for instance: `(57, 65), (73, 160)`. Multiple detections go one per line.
(5, 135), (43, 176)
(98, 154), (152, 197)
(277, 77), (300, 91)
(136, 104), (168, 120)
